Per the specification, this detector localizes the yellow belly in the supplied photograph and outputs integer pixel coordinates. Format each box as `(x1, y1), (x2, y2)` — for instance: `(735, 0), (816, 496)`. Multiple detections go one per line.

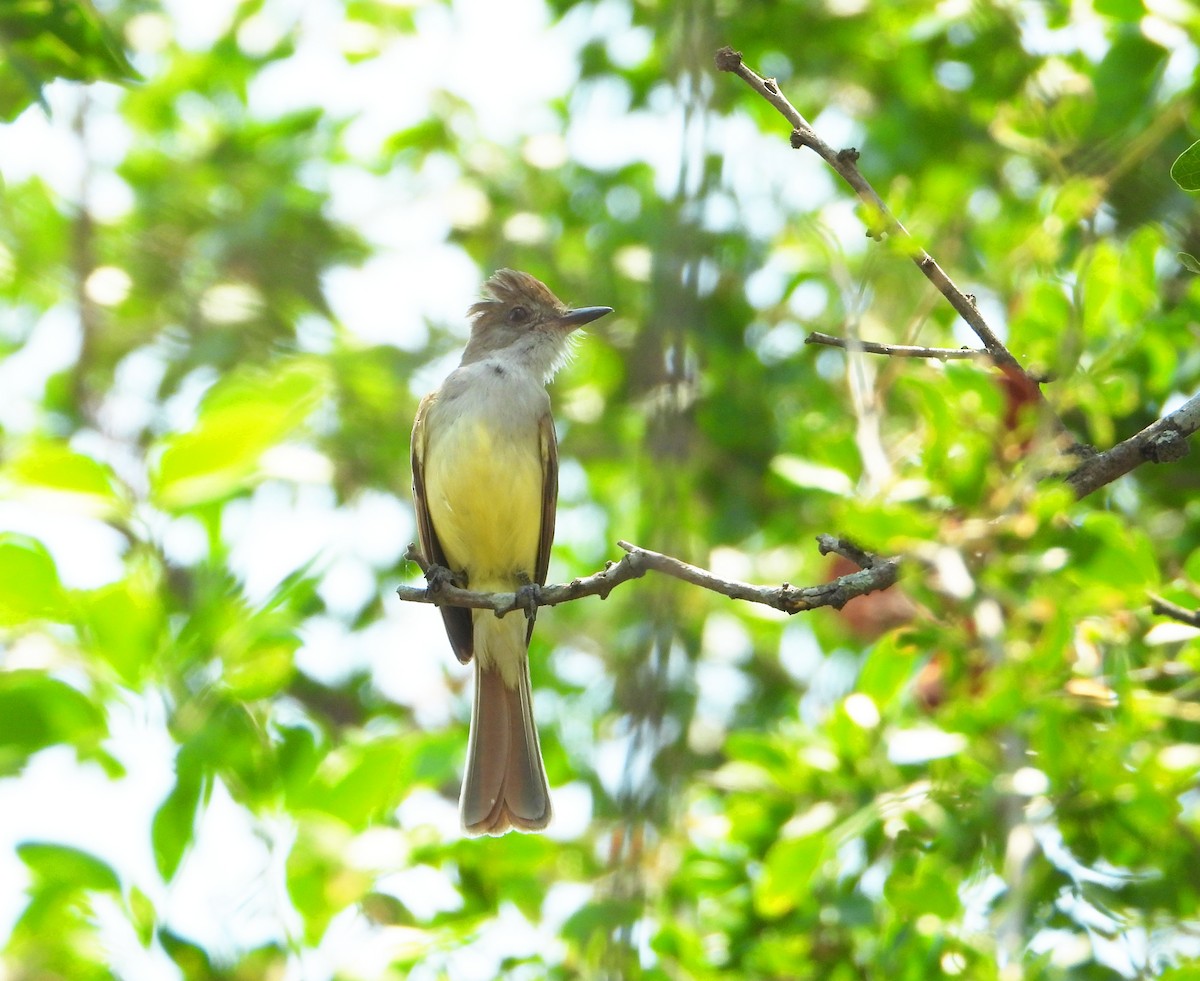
(424, 417), (543, 591)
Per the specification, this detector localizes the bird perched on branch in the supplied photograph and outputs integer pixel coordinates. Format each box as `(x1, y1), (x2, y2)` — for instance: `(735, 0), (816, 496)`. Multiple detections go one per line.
(411, 269), (612, 835)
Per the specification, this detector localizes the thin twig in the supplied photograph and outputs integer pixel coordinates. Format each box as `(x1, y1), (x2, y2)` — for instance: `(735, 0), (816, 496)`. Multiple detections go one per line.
(806, 331), (989, 361)
(1149, 593), (1200, 629)
(1066, 391), (1199, 498)
(714, 46), (1070, 443)
(398, 537), (901, 617)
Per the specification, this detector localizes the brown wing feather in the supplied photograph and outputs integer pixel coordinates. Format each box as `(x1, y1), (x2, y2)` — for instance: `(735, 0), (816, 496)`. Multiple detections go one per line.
(527, 412), (558, 644)
(412, 392), (474, 663)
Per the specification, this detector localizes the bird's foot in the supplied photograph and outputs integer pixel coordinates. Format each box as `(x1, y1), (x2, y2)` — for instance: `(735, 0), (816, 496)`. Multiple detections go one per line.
(515, 577), (543, 621)
(425, 563), (465, 592)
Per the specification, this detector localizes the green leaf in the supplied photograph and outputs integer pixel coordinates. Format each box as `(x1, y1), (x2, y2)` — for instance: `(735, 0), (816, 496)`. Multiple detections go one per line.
(221, 635), (297, 700)
(1178, 252), (1200, 274)
(276, 722), (322, 799)
(1186, 548), (1200, 584)
(17, 842), (121, 894)
(857, 632), (923, 709)
(0, 670), (108, 775)
(1171, 139), (1200, 192)
(128, 885), (156, 947)
(0, 0), (141, 121)
(150, 359), (331, 509)
(78, 573), (166, 685)
(884, 851), (961, 919)
(0, 533), (68, 625)
(1070, 511), (1159, 595)
(1090, 31), (1167, 136)
(755, 832), (828, 917)
(176, 699), (277, 808)
(294, 732), (458, 829)
(3, 440), (126, 512)
(158, 928), (215, 976)
(151, 755), (206, 881)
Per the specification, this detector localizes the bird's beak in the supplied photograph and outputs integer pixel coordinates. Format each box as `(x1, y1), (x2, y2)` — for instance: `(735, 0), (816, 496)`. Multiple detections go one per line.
(556, 305), (613, 330)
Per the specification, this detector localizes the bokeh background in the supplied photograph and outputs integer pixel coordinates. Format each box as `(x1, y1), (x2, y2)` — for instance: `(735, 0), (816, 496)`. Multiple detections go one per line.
(2, 0), (1200, 978)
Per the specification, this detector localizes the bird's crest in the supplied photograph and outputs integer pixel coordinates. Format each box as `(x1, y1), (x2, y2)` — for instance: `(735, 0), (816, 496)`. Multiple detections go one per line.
(469, 269), (566, 322)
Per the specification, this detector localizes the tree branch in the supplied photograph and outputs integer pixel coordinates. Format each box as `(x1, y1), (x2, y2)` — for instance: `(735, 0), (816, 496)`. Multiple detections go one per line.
(806, 331), (990, 361)
(396, 52), (1198, 625)
(714, 46), (1070, 442)
(1149, 593), (1200, 629)
(1065, 392), (1198, 498)
(398, 537), (901, 617)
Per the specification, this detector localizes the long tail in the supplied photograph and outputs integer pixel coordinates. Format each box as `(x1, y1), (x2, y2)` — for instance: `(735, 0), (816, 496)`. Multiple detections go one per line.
(460, 613), (551, 835)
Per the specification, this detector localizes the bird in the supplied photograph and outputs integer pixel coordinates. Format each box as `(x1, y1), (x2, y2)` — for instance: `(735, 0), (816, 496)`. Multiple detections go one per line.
(411, 269), (612, 835)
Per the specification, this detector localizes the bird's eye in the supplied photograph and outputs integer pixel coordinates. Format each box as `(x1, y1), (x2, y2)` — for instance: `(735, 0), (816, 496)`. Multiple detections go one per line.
(507, 305), (530, 324)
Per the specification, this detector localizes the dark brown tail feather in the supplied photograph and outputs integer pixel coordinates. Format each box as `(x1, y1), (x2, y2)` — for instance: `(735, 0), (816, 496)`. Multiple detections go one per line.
(460, 653), (551, 835)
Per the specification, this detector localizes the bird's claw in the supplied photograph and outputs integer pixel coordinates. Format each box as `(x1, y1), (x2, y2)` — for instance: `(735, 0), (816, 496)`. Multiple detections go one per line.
(515, 581), (542, 621)
(425, 563), (465, 591)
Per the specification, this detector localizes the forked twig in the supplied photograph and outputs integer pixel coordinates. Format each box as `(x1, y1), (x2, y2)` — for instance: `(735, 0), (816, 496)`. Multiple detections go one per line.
(714, 45), (1071, 444)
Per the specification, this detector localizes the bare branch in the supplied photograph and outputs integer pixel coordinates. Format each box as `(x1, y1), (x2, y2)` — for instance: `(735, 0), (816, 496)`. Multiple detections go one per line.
(1066, 392), (1199, 498)
(398, 538), (901, 617)
(714, 46), (1070, 443)
(806, 331), (990, 361)
(1149, 593), (1200, 629)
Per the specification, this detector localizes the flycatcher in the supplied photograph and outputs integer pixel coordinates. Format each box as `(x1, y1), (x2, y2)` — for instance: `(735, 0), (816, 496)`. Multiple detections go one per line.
(411, 269), (612, 835)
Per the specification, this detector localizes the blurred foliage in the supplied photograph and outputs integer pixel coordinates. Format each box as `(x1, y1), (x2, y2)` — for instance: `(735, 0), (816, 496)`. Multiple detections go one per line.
(0, 0), (139, 120)
(2, 0), (1200, 979)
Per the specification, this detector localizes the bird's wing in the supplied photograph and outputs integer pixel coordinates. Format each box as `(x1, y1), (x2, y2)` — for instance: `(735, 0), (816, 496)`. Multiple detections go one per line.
(535, 410), (558, 588)
(527, 411), (559, 645)
(412, 391), (474, 663)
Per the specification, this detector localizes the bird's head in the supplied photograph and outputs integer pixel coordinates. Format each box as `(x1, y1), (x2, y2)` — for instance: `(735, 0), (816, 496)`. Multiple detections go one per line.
(462, 269), (612, 379)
